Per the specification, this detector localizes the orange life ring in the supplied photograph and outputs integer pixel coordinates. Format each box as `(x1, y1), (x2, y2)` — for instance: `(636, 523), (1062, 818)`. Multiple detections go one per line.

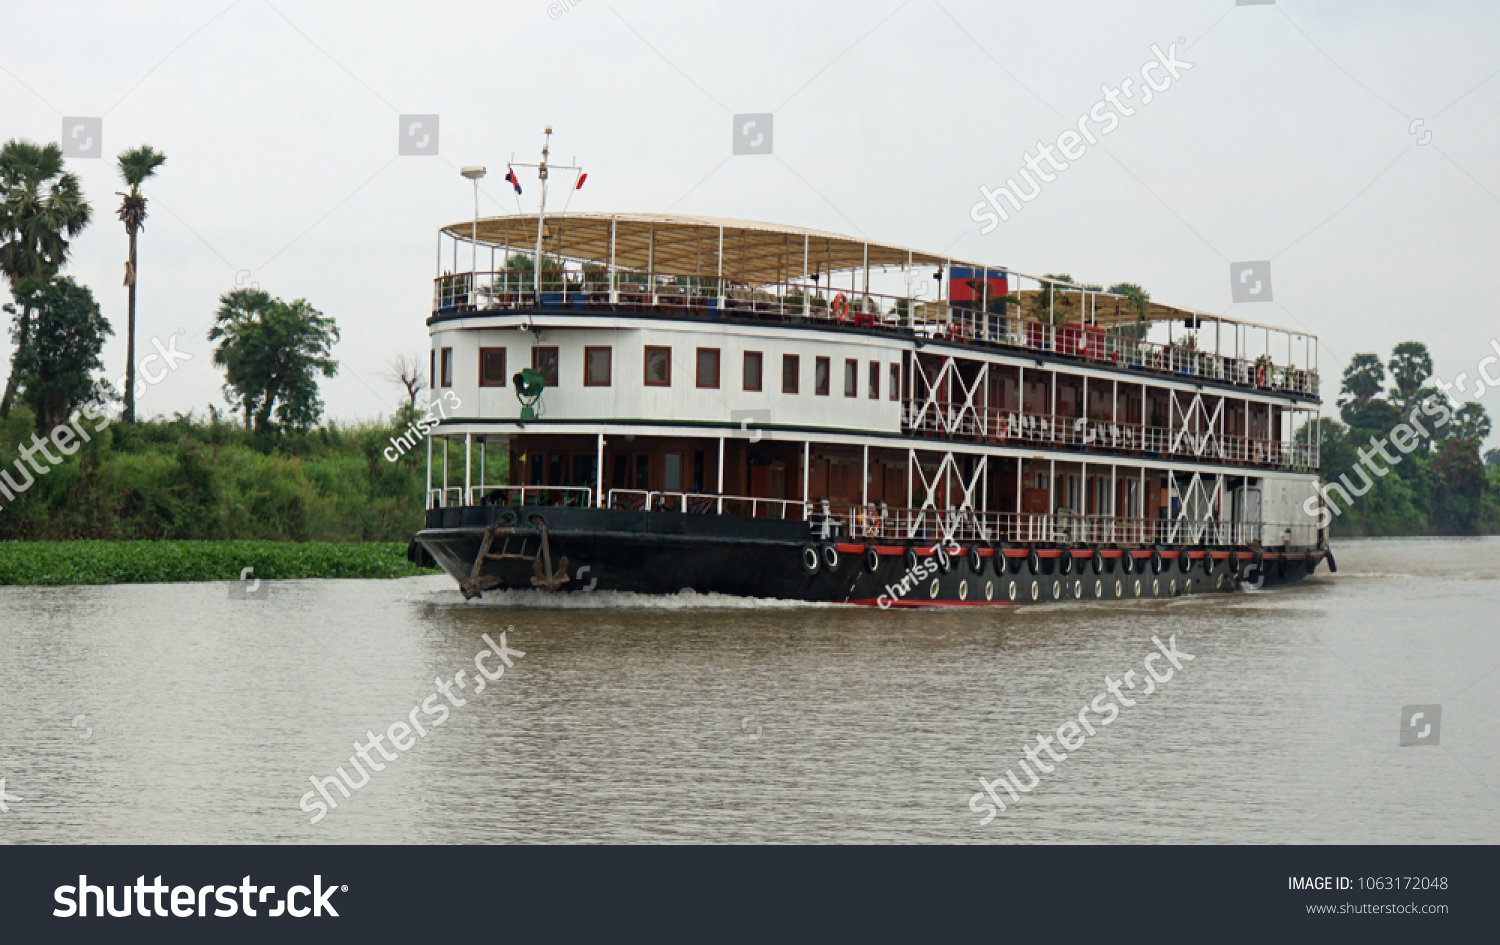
(1255, 362), (1267, 386)
(832, 293), (849, 322)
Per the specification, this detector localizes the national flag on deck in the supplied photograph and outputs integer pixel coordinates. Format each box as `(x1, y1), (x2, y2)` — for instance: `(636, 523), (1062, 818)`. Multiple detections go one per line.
(575, 172), (587, 190)
(505, 167), (522, 195)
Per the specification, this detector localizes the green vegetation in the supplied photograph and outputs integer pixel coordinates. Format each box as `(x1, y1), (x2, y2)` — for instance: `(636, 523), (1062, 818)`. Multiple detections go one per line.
(0, 539), (431, 586)
(1304, 340), (1497, 536)
(0, 406), (477, 543)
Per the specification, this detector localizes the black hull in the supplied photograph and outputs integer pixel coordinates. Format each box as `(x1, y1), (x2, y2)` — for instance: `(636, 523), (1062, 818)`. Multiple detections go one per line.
(410, 506), (1328, 606)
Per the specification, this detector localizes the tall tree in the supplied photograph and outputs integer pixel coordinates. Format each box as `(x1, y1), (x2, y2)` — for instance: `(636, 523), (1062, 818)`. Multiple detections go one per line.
(1386, 341), (1432, 417)
(5, 276), (112, 431)
(208, 288), (339, 434)
(1338, 353), (1385, 420)
(115, 145), (167, 424)
(0, 140), (92, 416)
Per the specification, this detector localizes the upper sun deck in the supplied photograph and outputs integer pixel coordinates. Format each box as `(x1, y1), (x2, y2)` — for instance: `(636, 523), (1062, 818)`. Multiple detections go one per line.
(431, 213), (1321, 400)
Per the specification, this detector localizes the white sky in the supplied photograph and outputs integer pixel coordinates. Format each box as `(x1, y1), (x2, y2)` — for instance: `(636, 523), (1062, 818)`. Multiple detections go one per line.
(4, 0), (1498, 445)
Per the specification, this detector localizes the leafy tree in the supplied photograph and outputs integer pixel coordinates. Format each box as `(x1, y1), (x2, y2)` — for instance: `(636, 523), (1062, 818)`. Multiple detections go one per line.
(1486, 447), (1500, 467)
(1386, 341), (1432, 416)
(208, 288), (339, 435)
(0, 140), (92, 416)
(1338, 353), (1385, 420)
(1429, 435), (1486, 534)
(115, 144), (167, 425)
(1342, 397), (1401, 433)
(5, 275), (112, 431)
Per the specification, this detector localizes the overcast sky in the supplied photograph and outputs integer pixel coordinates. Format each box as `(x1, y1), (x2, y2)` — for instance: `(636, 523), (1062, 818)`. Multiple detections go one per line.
(4, 0), (1498, 444)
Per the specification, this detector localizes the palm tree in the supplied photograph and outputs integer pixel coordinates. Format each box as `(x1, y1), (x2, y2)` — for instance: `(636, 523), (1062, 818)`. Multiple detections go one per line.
(0, 139), (92, 417)
(116, 145), (167, 424)
(1451, 402), (1492, 445)
(1386, 341), (1432, 417)
(1338, 353), (1385, 414)
(1106, 282), (1151, 341)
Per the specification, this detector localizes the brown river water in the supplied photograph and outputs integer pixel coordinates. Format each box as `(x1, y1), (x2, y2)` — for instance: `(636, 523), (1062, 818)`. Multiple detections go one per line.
(0, 537), (1495, 843)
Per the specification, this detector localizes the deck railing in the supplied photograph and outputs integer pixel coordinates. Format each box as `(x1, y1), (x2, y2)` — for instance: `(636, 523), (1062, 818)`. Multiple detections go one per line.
(903, 405), (1318, 471)
(432, 271), (1320, 398)
(546, 488), (1316, 547)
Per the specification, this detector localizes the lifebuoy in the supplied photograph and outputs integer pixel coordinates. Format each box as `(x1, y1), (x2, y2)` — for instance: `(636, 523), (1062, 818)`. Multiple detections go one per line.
(1255, 362), (1267, 386)
(1252, 441), (1265, 464)
(831, 293), (849, 322)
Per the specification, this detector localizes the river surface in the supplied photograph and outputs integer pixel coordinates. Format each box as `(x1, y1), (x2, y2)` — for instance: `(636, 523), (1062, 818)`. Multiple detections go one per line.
(0, 537), (1495, 844)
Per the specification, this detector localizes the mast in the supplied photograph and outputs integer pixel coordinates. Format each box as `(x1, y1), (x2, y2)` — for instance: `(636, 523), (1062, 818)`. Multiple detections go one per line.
(534, 126), (551, 303)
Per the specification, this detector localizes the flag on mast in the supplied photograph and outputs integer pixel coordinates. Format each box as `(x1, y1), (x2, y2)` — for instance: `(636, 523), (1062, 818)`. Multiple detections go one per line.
(575, 172), (587, 190)
(505, 167), (522, 195)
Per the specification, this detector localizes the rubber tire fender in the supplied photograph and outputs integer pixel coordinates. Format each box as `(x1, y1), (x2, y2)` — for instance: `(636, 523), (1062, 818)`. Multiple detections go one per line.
(800, 544), (820, 574)
(1178, 547), (1193, 574)
(864, 547), (881, 573)
(1028, 548), (1041, 575)
(1091, 549), (1104, 575)
(1059, 551), (1074, 576)
(968, 546), (985, 576)
(1150, 549), (1163, 575)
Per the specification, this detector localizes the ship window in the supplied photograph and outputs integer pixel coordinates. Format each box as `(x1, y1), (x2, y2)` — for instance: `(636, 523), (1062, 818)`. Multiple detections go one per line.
(438, 347), (454, 388)
(890, 363), (900, 401)
(844, 359), (857, 397)
(532, 347), (559, 387)
(634, 454), (651, 489)
(430, 349), (436, 390)
(611, 454), (628, 489)
(548, 454), (563, 486)
(744, 351), (763, 392)
(664, 453), (683, 491)
(645, 346), (671, 386)
(782, 354), (799, 394)
(697, 347), (720, 389)
(868, 360), (879, 399)
(585, 346), (611, 386)
(479, 348), (507, 387)
(815, 357), (830, 396)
